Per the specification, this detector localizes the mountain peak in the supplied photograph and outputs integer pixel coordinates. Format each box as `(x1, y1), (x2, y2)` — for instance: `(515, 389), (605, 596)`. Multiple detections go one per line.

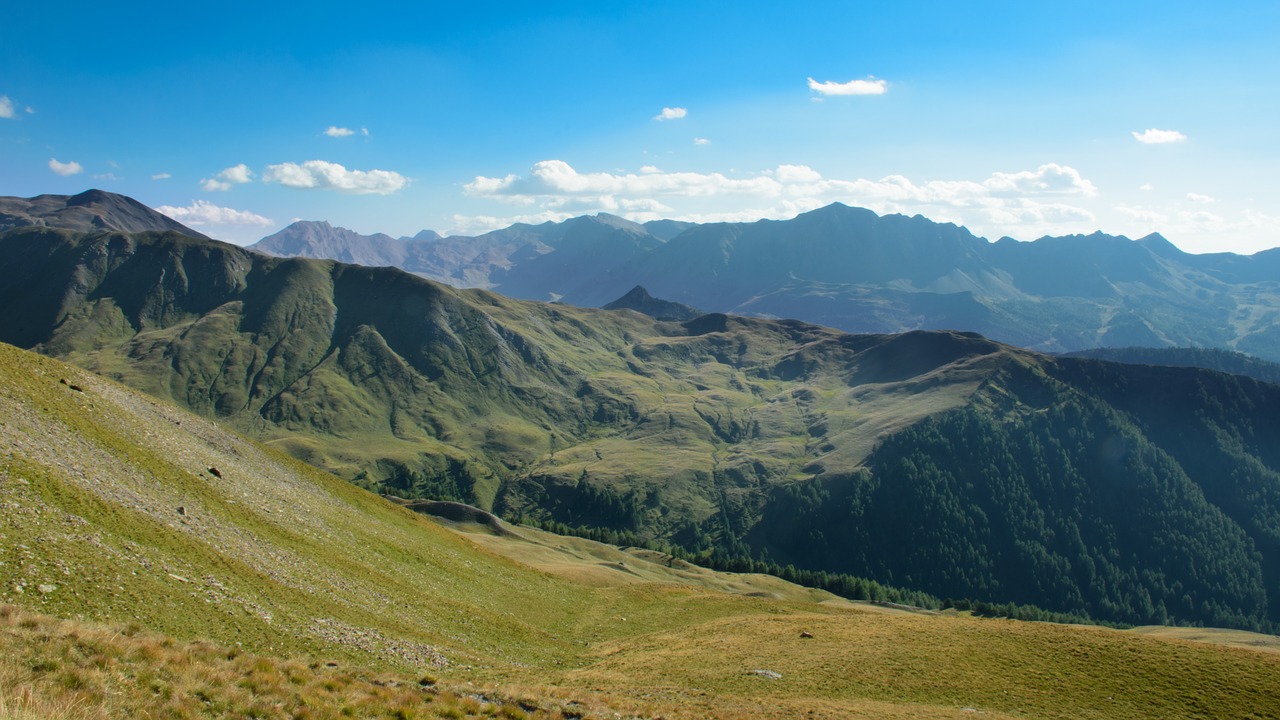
(0, 188), (209, 239)
(602, 285), (701, 321)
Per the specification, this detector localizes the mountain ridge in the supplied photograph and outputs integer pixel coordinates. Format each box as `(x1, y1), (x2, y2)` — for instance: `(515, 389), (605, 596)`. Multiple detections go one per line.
(5, 224), (1280, 631)
(6, 338), (1279, 719)
(249, 201), (1280, 361)
(0, 189), (210, 239)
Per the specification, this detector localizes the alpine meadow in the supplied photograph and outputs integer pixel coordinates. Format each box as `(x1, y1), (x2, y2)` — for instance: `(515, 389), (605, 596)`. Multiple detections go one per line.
(4, 3), (1280, 717)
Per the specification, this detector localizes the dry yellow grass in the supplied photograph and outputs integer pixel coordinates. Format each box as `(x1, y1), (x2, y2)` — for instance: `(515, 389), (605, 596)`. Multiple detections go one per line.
(0, 605), (620, 720)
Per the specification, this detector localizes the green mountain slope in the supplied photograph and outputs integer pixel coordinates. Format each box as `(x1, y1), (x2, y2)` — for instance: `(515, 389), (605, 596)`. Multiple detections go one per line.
(3, 340), (1280, 720)
(0, 189), (209, 238)
(5, 226), (1280, 631)
(1061, 345), (1280, 384)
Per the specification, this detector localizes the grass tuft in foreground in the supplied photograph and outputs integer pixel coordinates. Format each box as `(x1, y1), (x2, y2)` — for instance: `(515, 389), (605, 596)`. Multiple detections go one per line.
(0, 605), (610, 720)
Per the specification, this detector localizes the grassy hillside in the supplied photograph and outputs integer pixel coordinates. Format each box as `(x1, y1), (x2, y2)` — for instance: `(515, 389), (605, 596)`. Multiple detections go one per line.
(5, 227), (1280, 631)
(3, 341), (1280, 719)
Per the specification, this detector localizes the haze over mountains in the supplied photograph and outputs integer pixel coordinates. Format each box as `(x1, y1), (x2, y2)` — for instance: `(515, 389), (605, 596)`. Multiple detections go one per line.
(250, 202), (1280, 362)
(5, 211), (1280, 633)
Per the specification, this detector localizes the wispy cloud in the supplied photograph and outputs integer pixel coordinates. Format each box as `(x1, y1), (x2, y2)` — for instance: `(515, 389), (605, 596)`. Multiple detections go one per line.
(152, 173), (172, 180)
(262, 160), (408, 195)
(0, 95), (15, 119)
(807, 76), (888, 96)
(48, 158), (83, 176)
(1186, 192), (1215, 203)
(324, 126), (355, 137)
(653, 107), (688, 121)
(154, 199), (274, 227)
(694, 137), (710, 146)
(1132, 128), (1187, 144)
(201, 163), (254, 191)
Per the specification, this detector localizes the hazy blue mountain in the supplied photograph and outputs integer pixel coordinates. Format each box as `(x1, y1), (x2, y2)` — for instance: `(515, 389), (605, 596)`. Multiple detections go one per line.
(252, 220), (408, 267)
(0, 189), (209, 238)
(249, 201), (1280, 360)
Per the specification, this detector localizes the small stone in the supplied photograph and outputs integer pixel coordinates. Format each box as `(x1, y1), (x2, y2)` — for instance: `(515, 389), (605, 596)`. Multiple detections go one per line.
(800, 630), (814, 638)
(38, 584), (57, 594)
(177, 506), (186, 516)
(750, 669), (783, 680)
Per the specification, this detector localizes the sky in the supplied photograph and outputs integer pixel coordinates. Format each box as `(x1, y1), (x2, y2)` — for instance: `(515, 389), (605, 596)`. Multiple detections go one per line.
(2, 1), (1278, 254)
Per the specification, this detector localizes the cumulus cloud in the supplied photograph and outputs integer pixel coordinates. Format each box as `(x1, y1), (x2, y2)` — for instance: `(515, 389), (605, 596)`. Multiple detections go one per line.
(152, 173), (172, 180)
(48, 158), (83, 176)
(262, 160), (408, 194)
(694, 137), (710, 146)
(155, 200), (273, 227)
(0, 96), (15, 119)
(201, 163), (254, 191)
(654, 107), (688, 121)
(1132, 128), (1187, 144)
(807, 77), (888, 96)
(324, 126), (355, 137)
(1186, 192), (1215, 203)
(462, 159), (1104, 239)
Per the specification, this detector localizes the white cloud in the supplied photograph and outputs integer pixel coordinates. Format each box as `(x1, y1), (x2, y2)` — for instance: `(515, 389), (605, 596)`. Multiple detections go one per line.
(152, 173), (172, 180)
(361, 127), (369, 136)
(808, 76), (888, 96)
(1139, 183), (1154, 191)
(262, 160), (408, 195)
(0, 96), (15, 119)
(155, 200), (274, 228)
(1186, 192), (1215, 203)
(93, 173), (119, 182)
(25, 106), (34, 115)
(49, 158), (83, 176)
(984, 164), (1098, 197)
(465, 159), (782, 202)
(694, 137), (710, 146)
(201, 163), (254, 192)
(1132, 128), (1187, 144)
(463, 159), (1103, 240)
(654, 107), (688, 121)
(324, 126), (355, 137)
(774, 164), (823, 183)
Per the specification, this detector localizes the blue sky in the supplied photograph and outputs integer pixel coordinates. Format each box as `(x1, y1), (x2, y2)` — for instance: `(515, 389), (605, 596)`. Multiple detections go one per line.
(2, 1), (1278, 253)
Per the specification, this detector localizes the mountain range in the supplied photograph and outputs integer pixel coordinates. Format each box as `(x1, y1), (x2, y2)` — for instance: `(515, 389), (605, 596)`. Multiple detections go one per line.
(251, 204), (1280, 361)
(6, 334), (1278, 719)
(4, 213), (1280, 632)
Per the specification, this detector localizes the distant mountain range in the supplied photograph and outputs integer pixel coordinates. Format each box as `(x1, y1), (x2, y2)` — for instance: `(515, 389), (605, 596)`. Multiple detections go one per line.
(5, 221), (1280, 631)
(247, 203), (1280, 362)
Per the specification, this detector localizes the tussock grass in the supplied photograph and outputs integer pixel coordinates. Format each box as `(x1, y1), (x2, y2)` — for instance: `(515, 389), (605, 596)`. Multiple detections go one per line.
(0, 605), (609, 720)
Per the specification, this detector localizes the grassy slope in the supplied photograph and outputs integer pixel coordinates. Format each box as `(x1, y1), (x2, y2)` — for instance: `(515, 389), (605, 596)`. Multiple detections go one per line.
(7, 229), (1280, 630)
(2, 341), (1279, 719)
